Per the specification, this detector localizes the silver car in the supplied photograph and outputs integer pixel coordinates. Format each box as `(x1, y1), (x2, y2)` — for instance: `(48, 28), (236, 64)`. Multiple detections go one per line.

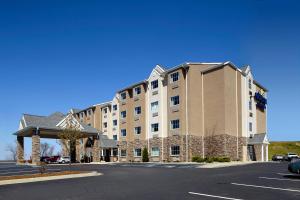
(58, 156), (70, 164)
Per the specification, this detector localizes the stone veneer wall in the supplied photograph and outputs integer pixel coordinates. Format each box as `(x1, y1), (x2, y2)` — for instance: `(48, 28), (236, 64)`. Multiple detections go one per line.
(254, 144), (262, 161)
(32, 134), (40, 164)
(17, 136), (24, 163)
(117, 134), (247, 162)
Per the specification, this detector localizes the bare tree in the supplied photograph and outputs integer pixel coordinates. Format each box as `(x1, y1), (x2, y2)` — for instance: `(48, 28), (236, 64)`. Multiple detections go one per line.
(5, 143), (17, 161)
(58, 113), (86, 163)
(40, 142), (55, 157)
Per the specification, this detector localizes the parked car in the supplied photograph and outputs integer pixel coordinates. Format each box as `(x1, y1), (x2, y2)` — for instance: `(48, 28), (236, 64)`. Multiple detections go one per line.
(58, 156), (70, 164)
(288, 159), (300, 174)
(272, 154), (284, 161)
(285, 153), (299, 161)
(45, 156), (60, 164)
(40, 156), (50, 162)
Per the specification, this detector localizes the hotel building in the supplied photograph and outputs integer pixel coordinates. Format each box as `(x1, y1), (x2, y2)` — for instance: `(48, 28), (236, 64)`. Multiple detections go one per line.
(15, 61), (268, 164)
(72, 61), (269, 162)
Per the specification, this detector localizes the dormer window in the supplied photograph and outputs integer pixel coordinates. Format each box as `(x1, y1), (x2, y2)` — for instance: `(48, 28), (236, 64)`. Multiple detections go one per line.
(80, 112), (84, 119)
(151, 80), (158, 89)
(120, 92), (126, 100)
(103, 108), (107, 114)
(88, 109), (92, 116)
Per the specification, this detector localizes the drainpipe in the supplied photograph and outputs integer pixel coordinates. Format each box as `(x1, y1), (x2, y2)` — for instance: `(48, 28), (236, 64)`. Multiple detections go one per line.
(185, 68), (189, 162)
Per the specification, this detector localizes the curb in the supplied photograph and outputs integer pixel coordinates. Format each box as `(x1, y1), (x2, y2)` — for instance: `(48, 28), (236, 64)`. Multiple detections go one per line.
(0, 171), (102, 186)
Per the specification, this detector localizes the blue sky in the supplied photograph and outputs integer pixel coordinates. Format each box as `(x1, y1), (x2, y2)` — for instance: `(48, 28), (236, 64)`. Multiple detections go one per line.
(0, 0), (299, 159)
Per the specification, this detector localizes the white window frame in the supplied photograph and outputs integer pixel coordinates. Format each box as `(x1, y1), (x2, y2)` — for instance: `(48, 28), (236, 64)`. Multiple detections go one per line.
(120, 149), (127, 157)
(134, 126), (141, 135)
(134, 106), (141, 115)
(151, 123), (159, 132)
(171, 145), (180, 156)
(151, 80), (158, 89)
(170, 96), (180, 106)
(121, 129), (127, 137)
(120, 92), (126, 100)
(134, 86), (141, 96)
(121, 111), (126, 118)
(134, 148), (142, 157)
(113, 120), (117, 126)
(151, 147), (160, 157)
(151, 101), (159, 112)
(170, 72), (179, 83)
(170, 119), (180, 129)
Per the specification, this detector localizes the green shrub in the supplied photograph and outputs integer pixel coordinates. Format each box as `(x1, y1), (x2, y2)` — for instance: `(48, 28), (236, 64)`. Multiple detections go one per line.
(192, 156), (206, 163)
(142, 147), (149, 162)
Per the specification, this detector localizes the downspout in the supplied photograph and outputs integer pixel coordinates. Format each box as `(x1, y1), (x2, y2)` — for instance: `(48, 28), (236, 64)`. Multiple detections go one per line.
(185, 68), (189, 162)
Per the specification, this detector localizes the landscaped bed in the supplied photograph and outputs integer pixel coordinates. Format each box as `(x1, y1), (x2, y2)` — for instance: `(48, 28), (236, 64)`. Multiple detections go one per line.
(0, 171), (86, 181)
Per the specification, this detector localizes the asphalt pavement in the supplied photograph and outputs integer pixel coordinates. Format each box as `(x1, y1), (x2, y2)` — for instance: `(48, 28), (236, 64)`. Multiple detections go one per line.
(0, 162), (299, 200)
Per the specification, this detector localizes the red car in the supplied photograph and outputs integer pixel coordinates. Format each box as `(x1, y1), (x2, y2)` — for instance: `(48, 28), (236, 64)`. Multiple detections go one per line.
(44, 156), (60, 164)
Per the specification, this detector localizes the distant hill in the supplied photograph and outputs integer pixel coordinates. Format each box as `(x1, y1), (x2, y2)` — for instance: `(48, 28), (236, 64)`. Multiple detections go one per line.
(269, 141), (300, 160)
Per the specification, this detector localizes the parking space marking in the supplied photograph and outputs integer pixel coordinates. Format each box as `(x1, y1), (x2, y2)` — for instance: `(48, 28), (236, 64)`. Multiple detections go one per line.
(277, 173), (295, 176)
(231, 183), (300, 193)
(259, 177), (300, 182)
(189, 192), (244, 200)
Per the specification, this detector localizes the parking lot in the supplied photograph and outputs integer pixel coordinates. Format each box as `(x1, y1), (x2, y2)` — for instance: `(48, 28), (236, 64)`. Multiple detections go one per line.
(0, 162), (299, 200)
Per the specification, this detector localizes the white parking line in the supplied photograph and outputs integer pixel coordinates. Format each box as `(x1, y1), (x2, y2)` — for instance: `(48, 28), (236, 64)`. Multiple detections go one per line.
(259, 176), (300, 182)
(231, 183), (300, 193)
(277, 173), (295, 176)
(189, 192), (244, 200)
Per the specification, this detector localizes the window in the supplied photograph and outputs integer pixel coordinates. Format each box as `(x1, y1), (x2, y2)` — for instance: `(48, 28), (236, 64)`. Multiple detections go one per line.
(134, 148), (142, 157)
(113, 120), (117, 126)
(121, 111), (126, 118)
(103, 108), (107, 114)
(121, 129), (127, 137)
(80, 112), (84, 118)
(151, 147), (160, 156)
(134, 87), (141, 95)
(134, 126), (141, 135)
(120, 92), (126, 100)
(151, 123), (159, 132)
(151, 101), (159, 112)
(134, 106), (141, 115)
(121, 150), (127, 157)
(249, 122), (253, 132)
(170, 119), (180, 129)
(88, 109), (92, 115)
(248, 79), (252, 89)
(170, 72), (179, 82)
(249, 100), (252, 110)
(170, 96), (180, 106)
(113, 135), (118, 140)
(87, 123), (91, 126)
(113, 104), (118, 111)
(151, 80), (158, 89)
(103, 122), (107, 128)
(171, 145), (180, 156)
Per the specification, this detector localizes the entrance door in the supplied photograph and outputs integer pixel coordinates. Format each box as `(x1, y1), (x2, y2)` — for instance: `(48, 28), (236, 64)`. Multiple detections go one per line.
(248, 145), (256, 161)
(104, 149), (111, 162)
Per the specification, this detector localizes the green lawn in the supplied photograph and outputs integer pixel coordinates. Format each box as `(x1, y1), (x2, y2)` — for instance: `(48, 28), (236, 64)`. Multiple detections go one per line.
(269, 141), (300, 160)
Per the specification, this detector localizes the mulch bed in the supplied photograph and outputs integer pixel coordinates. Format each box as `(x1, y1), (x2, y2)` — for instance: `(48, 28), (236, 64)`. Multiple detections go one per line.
(0, 171), (86, 181)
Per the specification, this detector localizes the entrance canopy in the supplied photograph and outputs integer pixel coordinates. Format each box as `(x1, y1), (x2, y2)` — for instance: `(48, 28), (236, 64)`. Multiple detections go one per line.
(13, 112), (100, 139)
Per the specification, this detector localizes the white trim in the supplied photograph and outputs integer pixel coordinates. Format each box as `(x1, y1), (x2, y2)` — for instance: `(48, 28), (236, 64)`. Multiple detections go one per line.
(235, 70), (239, 159)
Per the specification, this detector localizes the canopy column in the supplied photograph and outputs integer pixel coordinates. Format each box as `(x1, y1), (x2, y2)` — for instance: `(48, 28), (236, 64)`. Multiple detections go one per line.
(93, 135), (100, 162)
(17, 136), (24, 163)
(32, 129), (40, 165)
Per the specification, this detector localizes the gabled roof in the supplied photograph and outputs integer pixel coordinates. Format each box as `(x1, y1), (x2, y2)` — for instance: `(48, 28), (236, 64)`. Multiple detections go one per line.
(16, 112), (99, 135)
(99, 135), (117, 148)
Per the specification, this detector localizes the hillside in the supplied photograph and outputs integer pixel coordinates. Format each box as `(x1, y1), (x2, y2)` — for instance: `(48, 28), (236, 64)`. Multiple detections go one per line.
(269, 141), (300, 160)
